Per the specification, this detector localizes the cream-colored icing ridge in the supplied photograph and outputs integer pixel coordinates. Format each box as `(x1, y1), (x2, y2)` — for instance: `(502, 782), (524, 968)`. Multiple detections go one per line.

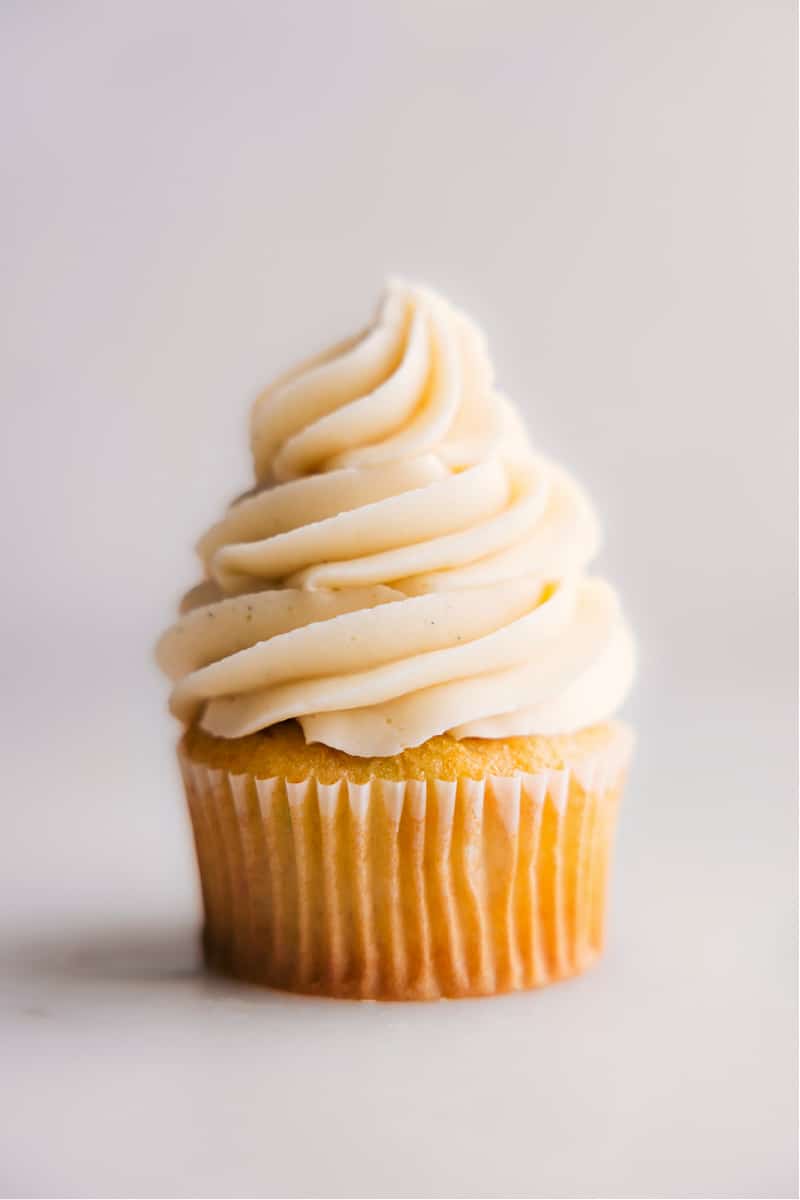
(157, 281), (635, 755)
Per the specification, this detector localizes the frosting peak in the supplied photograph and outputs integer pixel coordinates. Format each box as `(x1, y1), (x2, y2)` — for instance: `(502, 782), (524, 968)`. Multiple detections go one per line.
(251, 281), (521, 482)
(158, 282), (634, 755)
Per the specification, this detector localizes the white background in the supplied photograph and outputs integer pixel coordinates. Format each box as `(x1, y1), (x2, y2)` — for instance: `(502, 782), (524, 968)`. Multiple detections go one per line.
(1, 2), (796, 1197)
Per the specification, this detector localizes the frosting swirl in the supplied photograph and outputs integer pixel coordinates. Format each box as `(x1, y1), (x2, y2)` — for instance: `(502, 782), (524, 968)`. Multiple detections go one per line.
(157, 282), (634, 755)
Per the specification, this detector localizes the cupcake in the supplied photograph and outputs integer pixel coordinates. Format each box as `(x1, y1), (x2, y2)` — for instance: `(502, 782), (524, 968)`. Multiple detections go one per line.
(157, 282), (635, 1000)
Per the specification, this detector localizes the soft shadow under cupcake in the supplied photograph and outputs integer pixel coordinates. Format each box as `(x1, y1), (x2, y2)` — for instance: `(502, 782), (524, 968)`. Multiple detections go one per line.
(3, 921), (201, 990)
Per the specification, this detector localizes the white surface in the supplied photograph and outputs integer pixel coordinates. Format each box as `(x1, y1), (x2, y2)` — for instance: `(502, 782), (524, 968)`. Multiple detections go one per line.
(1, 3), (796, 1198)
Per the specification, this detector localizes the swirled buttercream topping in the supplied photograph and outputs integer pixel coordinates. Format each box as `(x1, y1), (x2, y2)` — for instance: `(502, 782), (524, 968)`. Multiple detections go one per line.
(157, 282), (634, 755)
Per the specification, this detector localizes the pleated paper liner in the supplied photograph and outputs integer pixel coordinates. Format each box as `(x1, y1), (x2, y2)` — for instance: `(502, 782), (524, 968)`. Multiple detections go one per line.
(178, 724), (633, 1000)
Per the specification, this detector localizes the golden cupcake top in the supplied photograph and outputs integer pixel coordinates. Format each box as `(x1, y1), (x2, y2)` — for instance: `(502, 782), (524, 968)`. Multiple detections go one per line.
(157, 281), (635, 755)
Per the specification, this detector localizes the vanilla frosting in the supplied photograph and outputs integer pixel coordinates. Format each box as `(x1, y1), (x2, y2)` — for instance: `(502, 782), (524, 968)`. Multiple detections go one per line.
(157, 282), (635, 755)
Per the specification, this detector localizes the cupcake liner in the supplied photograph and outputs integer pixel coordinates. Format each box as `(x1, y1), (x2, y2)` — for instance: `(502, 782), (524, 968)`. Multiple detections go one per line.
(178, 726), (633, 1000)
